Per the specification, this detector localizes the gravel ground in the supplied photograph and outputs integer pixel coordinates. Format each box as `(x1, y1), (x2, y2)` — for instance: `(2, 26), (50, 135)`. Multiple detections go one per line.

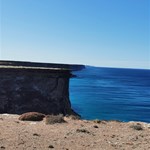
(0, 114), (150, 150)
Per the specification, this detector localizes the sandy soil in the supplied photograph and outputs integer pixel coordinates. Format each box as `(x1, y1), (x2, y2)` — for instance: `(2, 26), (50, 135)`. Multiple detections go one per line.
(0, 114), (150, 150)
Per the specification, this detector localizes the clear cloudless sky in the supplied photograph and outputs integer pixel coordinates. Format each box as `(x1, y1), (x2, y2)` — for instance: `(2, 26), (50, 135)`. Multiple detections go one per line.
(0, 0), (150, 69)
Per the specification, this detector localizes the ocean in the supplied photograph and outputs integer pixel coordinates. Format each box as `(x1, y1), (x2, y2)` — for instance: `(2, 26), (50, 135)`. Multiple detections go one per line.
(70, 66), (150, 123)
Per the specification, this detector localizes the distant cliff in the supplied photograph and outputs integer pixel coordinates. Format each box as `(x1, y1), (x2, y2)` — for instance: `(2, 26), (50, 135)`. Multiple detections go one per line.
(0, 60), (85, 115)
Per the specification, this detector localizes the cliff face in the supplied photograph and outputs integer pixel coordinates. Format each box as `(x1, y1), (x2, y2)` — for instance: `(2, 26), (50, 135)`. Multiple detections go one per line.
(0, 61), (84, 115)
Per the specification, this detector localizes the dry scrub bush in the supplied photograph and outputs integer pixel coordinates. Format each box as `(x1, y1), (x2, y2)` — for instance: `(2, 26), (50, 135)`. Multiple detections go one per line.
(45, 114), (66, 124)
(93, 119), (102, 124)
(76, 129), (90, 134)
(93, 119), (107, 124)
(130, 124), (143, 131)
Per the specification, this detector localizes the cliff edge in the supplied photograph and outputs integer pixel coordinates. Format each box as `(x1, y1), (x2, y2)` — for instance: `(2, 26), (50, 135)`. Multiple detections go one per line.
(0, 60), (85, 116)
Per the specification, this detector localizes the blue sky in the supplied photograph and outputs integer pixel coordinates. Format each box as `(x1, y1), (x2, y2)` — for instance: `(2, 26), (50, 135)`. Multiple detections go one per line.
(0, 0), (149, 69)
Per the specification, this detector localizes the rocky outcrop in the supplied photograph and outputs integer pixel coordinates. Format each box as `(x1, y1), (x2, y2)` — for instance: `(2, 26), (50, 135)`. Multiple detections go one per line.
(0, 61), (84, 116)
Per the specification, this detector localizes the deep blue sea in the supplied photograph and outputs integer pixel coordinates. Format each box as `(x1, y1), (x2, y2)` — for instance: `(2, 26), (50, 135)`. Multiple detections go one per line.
(70, 66), (150, 123)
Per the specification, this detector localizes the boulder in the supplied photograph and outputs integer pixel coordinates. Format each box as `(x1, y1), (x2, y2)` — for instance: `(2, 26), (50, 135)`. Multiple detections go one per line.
(19, 112), (45, 121)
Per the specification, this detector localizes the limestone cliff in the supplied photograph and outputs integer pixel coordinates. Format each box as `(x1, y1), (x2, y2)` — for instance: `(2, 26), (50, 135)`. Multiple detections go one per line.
(0, 61), (84, 115)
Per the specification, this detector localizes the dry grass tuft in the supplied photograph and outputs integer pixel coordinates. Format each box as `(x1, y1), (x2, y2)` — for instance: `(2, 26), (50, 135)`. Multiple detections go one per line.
(93, 119), (107, 124)
(93, 119), (102, 124)
(130, 124), (143, 131)
(45, 114), (66, 124)
(66, 115), (81, 120)
(76, 129), (90, 134)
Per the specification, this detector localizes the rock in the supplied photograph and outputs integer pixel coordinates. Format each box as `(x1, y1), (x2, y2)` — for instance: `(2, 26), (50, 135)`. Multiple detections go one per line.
(93, 125), (99, 128)
(19, 112), (45, 121)
(33, 133), (40, 136)
(0, 60), (84, 116)
(0, 146), (5, 149)
(48, 145), (54, 148)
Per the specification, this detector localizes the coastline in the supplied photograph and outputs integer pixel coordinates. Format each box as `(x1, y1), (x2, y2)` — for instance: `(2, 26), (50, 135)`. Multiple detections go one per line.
(0, 114), (150, 150)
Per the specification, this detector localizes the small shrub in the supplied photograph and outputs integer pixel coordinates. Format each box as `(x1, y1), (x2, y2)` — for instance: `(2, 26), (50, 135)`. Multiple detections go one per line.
(19, 112), (45, 121)
(93, 119), (102, 124)
(76, 129), (90, 134)
(130, 124), (143, 131)
(45, 114), (66, 124)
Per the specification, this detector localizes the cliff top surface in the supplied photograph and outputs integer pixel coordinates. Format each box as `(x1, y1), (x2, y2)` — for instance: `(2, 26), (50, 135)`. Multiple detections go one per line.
(0, 65), (69, 71)
(0, 60), (85, 71)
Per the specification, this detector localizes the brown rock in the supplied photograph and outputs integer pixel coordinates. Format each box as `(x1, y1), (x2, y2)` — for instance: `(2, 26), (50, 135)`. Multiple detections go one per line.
(48, 145), (54, 148)
(19, 112), (45, 121)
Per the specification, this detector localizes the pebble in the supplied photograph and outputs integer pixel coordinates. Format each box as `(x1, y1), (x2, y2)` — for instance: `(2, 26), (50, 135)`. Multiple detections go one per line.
(0, 146), (5, 149)
(48, 145), (54, 148)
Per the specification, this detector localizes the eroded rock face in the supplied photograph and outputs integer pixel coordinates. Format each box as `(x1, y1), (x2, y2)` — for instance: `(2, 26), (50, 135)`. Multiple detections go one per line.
(0, 67), (77, 115)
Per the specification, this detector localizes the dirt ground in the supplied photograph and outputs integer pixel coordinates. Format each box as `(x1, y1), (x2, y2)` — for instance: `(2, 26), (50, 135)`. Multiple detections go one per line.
(0, 114), (150, 150)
